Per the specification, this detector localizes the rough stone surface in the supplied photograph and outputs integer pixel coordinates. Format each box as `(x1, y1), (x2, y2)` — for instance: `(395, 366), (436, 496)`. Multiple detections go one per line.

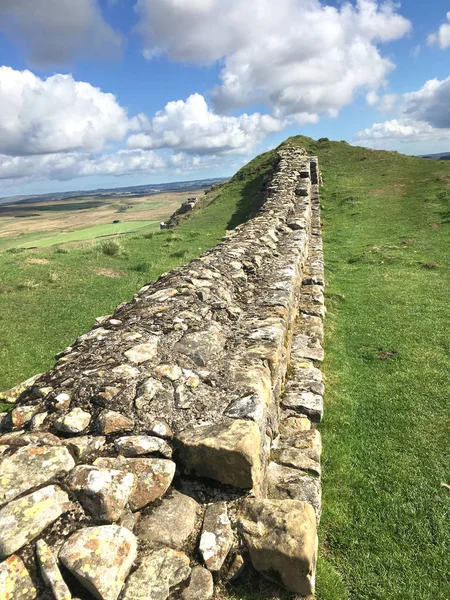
(114, 435), (172, 458)
(124, 339), (159, 364)
(94, 457), (175, 511)
(67, 465), (135, 522)
(271, 430), (322, 476)
(226, 554), (245, 581)
(0, 444), (75, 505)
(63, 436), (106, 461)
(95, 410), (134, 435)
(123, 547), (191, 600)
(175, 420), (261, 489)
(137, 490), (199, 549)
(0, 485), (72, 559)
(267, 462), (322, 521)
(59, 525), (137, 600)
(36, 539), (71, 600)
(54, 408), (91, 433)
(181, 566), (214, 600)
(199, 502), (233, 572)
(239, 498), (317, 595)
(0, 554), (37, 600)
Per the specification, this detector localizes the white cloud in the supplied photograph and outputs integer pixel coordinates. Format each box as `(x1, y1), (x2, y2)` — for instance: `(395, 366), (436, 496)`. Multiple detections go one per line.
(403, 78), (450, 129)
(0, 149), (166, 184)
(0, 0), (122, 66)
(0, 67), (132, 156)
(136, 0), (411, 121)
(355, 77), (450, 146)
(428, 12), (450, 49)
(366, 91), (380, 106)
(355, 118), (450, 148)
(378, 93), (399, 113)
(127, 93), (285, 154)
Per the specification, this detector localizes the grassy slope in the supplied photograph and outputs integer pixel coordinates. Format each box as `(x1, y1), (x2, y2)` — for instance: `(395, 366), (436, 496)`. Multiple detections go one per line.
(0, 149), (276, 395)
(284, 137), (450, 600)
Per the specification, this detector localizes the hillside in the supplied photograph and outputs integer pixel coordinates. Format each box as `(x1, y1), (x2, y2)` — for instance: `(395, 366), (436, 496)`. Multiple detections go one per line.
(1, 136), (449, 599)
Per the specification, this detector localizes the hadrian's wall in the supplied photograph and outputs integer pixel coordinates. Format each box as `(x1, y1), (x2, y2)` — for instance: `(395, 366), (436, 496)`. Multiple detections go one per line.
(0, 146), (325, 600)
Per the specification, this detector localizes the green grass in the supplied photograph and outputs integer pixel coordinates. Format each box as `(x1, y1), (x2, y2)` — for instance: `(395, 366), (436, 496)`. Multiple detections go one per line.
(0, 148), (275, 393)
(17, 220), (159, 248)
(283, 137), (450, 599)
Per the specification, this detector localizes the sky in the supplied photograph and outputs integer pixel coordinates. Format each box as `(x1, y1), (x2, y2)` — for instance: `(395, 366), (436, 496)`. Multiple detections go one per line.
(1, 0), (450, 197)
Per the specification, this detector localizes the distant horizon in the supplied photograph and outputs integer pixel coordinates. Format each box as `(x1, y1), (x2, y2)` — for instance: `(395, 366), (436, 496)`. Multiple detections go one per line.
(0, 175), (230, 204)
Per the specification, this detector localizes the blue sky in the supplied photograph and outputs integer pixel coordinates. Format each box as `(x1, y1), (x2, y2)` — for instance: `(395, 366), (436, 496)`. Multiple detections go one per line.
(0, 0), (450, 196)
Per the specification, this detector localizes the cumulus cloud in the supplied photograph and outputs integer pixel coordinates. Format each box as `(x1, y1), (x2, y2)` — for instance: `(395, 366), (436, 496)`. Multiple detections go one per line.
(355, 77), (450, 146)
(428, 12), (450, 49)
(0, 149), (167, 184)
(0, 0), (122, 66)
(403, 78), (450, 129)
(127, 93), (285, 154)
(0, 67), (132, 156)
(136, 0), (411, 121)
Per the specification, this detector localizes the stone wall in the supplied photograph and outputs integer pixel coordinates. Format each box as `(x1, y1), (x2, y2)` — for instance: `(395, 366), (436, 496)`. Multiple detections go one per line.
(0, 145), (325, 600)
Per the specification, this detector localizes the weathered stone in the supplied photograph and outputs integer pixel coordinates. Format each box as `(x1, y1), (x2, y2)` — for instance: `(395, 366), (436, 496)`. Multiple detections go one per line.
(0, 373), (42, 404)
(137, 490), (199, 549)
(123, 547), (191, 600)
(181, 566), (213, 600)
(182, 369), (200, 389)
(67, 465), (135, 522)
(114, 435), (172, 458)
(94, 457), (175, 511)
(267, 462), (322, 521)
(111, 364), (140, 378)
(279, 416), (311, 435)
(63, 436), (106, 461)
(30, 411), (48, 430)
(54, 393), (71, 411)
(224, 394), (267, 429)
(36, 539), (71, 600)
(199, 502), (233, 572)
(11, 404), (40, 427)
(148, 419), (173, 439)
(226, 554), (245, 581)
(0, 554), (37, 600)
(271, 430), (322, 476)
(60, 526), (137, 600)
(239, 498), (317, 595)
(35, 386), (53, 399)
(54, 408), (91, 433)
(124, 339), (159, 364)
(154, 364), (182, 381)
(281, 391), (323, 422)
(118, 508), (140, 532)
(0, 445), (75, 505)
(0, 485), (72, 559)
(95, 410), (134, 435)
(0, 431), (61, 448)
(174, 326), (225, 367)
(175, 420), (261, 489)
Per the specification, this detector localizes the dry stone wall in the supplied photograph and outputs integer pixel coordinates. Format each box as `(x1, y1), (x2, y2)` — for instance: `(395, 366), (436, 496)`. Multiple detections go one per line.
(0, 146), (325, 600)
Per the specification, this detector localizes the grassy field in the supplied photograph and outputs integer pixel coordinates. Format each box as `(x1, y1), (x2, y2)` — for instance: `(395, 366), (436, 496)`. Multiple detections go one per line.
(1, 136), (449, 599)
(19, 220), (159, 248)
(0, 189), (201, 250)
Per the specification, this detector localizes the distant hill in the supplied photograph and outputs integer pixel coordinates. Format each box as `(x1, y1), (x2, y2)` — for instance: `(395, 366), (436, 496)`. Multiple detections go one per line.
(0, 177), (229, 206)
(420, 152), (450, 160)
